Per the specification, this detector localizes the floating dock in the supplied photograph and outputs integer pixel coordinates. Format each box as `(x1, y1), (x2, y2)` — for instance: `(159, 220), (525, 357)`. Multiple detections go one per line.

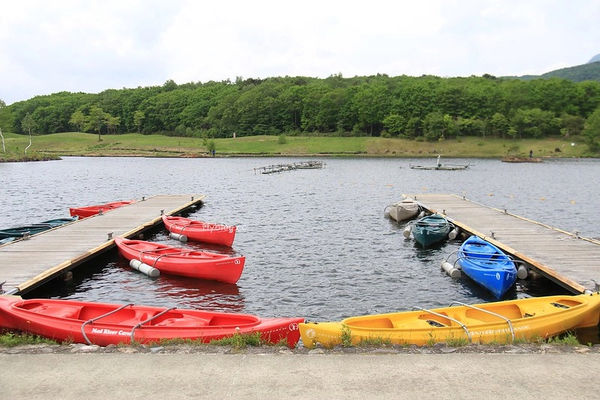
(406, 194), (600, 294)
(254, 160), (325, 174)
(0, 194), (204, 295)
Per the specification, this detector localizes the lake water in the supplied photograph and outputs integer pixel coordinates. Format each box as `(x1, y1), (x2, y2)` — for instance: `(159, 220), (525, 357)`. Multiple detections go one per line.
(1, 156), (599, 328)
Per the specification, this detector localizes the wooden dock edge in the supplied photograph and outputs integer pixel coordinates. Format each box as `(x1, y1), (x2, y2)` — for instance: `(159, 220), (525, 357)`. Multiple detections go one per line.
(14, 195), (205, 294)
(407, 193), (591, 294)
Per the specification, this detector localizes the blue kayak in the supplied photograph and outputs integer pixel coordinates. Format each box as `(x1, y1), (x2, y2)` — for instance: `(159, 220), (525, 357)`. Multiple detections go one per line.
(457, 235), (517, 299)
(412, 214), (451, 248)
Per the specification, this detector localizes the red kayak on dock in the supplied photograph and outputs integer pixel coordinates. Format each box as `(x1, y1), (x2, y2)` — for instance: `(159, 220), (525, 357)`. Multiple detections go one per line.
(115, 237), (245, 284)
(69, 200), (135, 219)
(0, 296), (304, 347)
(162, 215), (237, 247)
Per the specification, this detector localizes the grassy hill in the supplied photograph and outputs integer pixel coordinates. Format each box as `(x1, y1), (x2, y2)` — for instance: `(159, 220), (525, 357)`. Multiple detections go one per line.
(508, 61), (600, 82)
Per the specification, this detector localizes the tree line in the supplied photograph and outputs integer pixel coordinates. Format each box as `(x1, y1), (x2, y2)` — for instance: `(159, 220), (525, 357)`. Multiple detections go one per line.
(1, 74), (600, 146)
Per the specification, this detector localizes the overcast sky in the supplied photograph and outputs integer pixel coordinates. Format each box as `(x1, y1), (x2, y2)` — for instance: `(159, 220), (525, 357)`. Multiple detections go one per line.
(1, 0), (599, 104)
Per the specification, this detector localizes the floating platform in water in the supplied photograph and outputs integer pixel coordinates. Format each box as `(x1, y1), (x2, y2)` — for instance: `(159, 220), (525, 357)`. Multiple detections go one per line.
(501, 157), (543, 163)
(409, 164), (469, 170)
(255, 160), (326, 174)
(409, 155), (469, 170)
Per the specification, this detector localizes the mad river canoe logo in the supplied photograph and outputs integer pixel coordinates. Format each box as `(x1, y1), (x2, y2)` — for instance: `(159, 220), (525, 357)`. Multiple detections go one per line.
(91, 327), (131, 336)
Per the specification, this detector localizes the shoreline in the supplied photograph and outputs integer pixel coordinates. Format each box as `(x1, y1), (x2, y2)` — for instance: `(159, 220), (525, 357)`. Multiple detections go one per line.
(1, 153), (594, 163)
(0, 133), (594, 162)
(2, 341), (599, 355)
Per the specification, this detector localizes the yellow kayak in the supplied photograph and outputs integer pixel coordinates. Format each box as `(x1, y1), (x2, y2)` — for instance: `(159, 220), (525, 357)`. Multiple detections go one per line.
(300, 293), (600, 348)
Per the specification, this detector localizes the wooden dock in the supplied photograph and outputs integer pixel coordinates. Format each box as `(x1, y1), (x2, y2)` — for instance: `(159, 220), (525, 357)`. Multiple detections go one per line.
(0, 194), (204, 295)
(406, 194), (600, 294)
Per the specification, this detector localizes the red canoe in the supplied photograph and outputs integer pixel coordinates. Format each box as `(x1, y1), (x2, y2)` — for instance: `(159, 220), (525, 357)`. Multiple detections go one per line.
(0, 296), (304, 347)
(115, 237), (245, 284)
(69, 200), (135, 219)
(162, 215), (237, 247)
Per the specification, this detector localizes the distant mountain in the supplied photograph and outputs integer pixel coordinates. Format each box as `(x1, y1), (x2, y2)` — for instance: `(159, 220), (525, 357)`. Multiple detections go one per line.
(506, 60), (600, 82)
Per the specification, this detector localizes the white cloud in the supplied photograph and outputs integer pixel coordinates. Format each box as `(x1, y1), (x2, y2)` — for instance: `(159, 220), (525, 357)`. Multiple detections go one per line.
(0, 0), (598, 104)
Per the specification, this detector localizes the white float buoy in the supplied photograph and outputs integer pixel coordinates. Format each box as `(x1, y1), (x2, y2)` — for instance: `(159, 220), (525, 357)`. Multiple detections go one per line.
(169, 232), (188, 242)
(441, 261), (461, 279)
(448, 227), (460, 240)
(403, 225), (412, 239)
(517, 265), (528, 280)
(417, 210), (426, 218)
(129, 259), (160, 278)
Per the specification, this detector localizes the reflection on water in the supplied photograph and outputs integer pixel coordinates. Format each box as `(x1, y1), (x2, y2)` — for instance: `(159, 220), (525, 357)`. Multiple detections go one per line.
(4, 157), (600, 342)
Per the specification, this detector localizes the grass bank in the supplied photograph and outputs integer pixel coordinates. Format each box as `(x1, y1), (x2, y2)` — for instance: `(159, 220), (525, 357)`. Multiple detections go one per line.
(0, 131), (593, 161)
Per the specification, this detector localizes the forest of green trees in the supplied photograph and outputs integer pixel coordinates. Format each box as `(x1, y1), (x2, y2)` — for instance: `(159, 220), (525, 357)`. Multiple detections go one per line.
(1, 74), (600, 147)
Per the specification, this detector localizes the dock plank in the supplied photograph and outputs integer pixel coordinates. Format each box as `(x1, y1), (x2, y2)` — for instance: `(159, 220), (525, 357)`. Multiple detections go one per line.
(406, 193), (600, 294)
(0, 194), (204, 294)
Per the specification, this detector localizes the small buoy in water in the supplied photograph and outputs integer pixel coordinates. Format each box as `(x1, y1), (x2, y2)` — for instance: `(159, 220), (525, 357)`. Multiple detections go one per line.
(169, 232), (188, 242)
(129, 259), (160, 278)
(448, 227), (460, 240)
(403, 225), (412, 239)
(517, 265), (528, 280)
(441, 261), (461, 279)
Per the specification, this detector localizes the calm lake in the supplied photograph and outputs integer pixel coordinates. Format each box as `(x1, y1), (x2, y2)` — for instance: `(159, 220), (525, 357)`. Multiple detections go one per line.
(1, 156), (599, 330)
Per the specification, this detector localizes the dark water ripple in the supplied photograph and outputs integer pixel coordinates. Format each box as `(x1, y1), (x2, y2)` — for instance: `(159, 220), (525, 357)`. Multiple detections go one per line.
(1, 156), (600, 324)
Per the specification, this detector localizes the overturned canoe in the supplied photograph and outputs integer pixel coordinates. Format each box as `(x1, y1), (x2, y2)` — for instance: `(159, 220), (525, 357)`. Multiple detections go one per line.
(0, 216), (78, 240)
(162, 215), (236, 247)
(41, 217), (78, 227)
(385, 199), (420, 222)
(0, 296), (304, 347)
(115, 237), (245, 284)
(69, 200), (135, 219)
(0, 224), (54, 239)
(299, 293), (600, 348)
(457, 236), (517, 299)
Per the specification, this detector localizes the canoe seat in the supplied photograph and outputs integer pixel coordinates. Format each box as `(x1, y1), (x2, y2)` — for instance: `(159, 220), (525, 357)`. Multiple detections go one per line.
(516, 300), (581, 319)
(22, 303), (82, 319)
(465, 304), (521, 322)
(152, 314), (212, 327)
(393, 319), (448, 329)
(415, 312), (451, 327)
(347, 317), (394, 329)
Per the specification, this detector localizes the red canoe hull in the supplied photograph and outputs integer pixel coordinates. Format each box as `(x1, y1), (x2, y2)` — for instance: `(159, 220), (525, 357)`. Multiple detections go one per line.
(0, 296), (303, 347)
(162, 215), (236, 247)
(115, 238), (245, 284)
(70, 200), (135, 219)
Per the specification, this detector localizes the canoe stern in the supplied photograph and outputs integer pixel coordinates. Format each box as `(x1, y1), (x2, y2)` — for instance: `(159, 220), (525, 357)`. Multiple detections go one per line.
(0, 296), (22, 330)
